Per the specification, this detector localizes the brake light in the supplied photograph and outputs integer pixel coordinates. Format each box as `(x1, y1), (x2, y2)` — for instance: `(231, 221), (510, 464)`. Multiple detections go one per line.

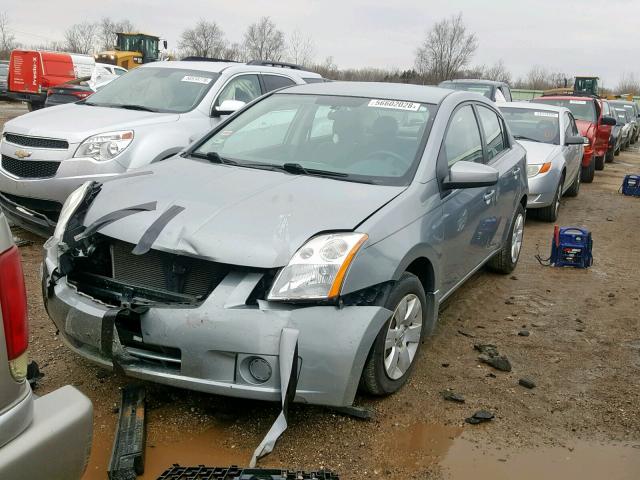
(72, 91), (91, 99)
(0, 245), (29, 381)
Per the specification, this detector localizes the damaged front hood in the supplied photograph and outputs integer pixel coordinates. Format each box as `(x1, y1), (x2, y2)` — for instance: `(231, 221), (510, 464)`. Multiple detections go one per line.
(84, 157), (406, 268)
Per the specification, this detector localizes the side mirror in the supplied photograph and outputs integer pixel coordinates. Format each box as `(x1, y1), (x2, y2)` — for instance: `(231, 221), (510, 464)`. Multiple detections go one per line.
(212, 99), (245, 117)
(163, 40), (168, 50)
(442, 161), (499, 190)
(601, 115), (617, 126)
(565, 135), (586, 145)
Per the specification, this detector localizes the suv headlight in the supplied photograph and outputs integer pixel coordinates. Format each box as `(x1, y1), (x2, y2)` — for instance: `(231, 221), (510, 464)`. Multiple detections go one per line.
(53, 181), (93, 241)
(268, 232), (368, 301)
(74, 130), (133, 161)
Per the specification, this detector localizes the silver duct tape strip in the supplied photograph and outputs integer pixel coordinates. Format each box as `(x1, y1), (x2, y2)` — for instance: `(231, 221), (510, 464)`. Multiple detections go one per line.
(249, 327), (299, 468)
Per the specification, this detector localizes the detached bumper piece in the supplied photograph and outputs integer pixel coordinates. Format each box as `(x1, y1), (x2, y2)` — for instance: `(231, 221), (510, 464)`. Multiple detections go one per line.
(156, 465), (339, 480)
(108, 384), (147, 480)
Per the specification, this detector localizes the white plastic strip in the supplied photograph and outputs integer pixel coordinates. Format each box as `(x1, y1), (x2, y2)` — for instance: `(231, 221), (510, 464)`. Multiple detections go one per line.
(249, 327), (299, 467)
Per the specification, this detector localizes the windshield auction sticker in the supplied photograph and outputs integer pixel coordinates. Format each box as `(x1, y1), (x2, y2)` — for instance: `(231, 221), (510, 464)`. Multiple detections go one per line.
(368, 99), (421, 111)
(534, 111), (559, 118)
(181, 75), (213, 84)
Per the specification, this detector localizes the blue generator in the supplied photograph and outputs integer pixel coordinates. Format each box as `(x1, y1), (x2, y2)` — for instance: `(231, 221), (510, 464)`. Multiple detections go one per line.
(550, 226), (593, 268)
(621, 174), (640, 197)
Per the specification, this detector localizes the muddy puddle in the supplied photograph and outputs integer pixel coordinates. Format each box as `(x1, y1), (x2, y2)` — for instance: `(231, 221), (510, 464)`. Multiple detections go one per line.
(378, 422), (640, 480)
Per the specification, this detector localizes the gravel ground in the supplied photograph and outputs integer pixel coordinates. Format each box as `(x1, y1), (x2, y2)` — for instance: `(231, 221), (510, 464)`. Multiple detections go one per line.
(2, 100), (639, 479)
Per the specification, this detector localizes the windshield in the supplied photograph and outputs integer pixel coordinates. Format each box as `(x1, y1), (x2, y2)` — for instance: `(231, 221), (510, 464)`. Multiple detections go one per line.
(192, 93), (436, 186)
(613, 108), (629, 123)
(439, 82), (493, 99)
(85, 67), (219, 113)
(533, 98), (596, 123)
(500, 107), (560, 145)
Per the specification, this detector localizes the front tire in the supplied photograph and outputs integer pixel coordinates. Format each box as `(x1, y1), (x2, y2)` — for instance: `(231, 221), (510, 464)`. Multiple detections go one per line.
(536, 178), (563, 222)
(360, 273), (426, 396)
(595, 155), (605, 171)
(581, 158), (595, 183)
(487, 203), (525, 274)
(605, 147), (614, 163)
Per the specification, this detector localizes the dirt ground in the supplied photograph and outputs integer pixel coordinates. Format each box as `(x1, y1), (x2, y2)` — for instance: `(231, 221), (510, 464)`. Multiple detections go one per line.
(2, 100), (639, 479)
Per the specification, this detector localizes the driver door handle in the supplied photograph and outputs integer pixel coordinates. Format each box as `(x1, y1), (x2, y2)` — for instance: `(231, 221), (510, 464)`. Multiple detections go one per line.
(483, 189), (496, 205)
(512, 167), (521, 177)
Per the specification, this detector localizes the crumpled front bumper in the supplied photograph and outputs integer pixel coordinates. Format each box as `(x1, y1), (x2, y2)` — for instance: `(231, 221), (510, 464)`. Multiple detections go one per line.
(42, 251), (390, 407)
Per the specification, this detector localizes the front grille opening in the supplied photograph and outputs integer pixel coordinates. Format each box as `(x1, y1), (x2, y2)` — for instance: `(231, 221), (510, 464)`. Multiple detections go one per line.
(67, 235), (234, 306)
(1, 155), (60, 178)
(4, 133), (69, 149)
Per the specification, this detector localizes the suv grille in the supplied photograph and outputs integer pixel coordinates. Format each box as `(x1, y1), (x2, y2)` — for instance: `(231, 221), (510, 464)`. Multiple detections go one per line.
(1, 155), (60, 178)
(4, 133), (69, 149)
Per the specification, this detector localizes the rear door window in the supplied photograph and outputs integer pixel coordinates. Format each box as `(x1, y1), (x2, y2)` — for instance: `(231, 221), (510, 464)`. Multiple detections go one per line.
(476, 106), (508, 162)
(262, 74), (296, 92)
(216, 74), (262, 106)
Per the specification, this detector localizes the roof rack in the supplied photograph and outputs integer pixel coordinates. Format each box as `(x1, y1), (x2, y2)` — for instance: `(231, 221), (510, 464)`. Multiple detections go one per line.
(181, 56), (239, 63)
(247, 60), (303, 70)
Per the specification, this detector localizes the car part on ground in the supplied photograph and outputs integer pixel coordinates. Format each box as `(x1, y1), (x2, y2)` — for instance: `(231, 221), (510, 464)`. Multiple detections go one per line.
(108, 384), (146, 480)
(156, 466), (340, 480)
(0, 60), (323, 236)
(42, 82), (527, 409)
(0, 211), (93, 480)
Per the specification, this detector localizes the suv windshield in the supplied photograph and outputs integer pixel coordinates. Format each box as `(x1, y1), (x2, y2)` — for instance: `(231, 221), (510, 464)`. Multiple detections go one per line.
(613, 107), (629, 123)
(192, 93), (435, 186)
(500, 107), (560, 145)
(534, 98), (596, 123)
(439, 82), (493, 99)
(85, 67), (219, 113)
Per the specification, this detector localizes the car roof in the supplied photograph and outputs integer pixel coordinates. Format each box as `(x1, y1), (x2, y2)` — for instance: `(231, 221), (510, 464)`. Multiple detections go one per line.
(500, 101), (568, 114)
(278, 81), (453, 104)
(139, 60), (322, 78)
(441, 78), (508, 87)
(534, 95), (596, 102)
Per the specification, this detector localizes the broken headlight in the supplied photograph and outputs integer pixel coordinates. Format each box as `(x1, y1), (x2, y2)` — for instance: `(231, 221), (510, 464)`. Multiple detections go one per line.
(53, 181), (93, 241)
(268, 232), (368, 301)
(75, 130), (134, 161)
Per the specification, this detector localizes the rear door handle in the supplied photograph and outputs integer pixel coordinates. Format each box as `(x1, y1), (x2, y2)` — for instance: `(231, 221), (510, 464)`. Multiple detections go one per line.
(483, 189), (496, 205)
(512, 167), (521, 177)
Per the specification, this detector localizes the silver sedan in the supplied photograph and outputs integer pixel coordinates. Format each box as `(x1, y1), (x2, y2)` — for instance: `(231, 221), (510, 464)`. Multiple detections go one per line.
(500, 102), (584, 221)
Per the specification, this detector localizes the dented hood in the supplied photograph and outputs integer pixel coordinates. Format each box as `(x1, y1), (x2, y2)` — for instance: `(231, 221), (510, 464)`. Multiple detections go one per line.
(84, 157), (405, 268)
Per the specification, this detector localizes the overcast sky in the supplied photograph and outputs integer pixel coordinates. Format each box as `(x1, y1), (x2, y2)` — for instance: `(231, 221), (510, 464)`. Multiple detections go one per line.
(4, 0), (638, 87)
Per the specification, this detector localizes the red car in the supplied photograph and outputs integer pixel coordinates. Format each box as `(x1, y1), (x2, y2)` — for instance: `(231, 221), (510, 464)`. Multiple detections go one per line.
(532, 96), (616, 182)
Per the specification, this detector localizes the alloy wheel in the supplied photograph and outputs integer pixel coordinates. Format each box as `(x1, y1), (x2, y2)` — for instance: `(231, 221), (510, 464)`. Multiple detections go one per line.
(384, 294), (423, 380)
(510, 213), (524, 264)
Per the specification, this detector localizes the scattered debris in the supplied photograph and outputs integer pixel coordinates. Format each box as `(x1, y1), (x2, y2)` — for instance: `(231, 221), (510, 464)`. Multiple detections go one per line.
(510, 275), (518, 280)
(14, 238), (33, 247)
(518, 330), (530, 337)
(519, 378), (536, 389)
(457, 329), (475, 338)
(505, 299), (514, 305)
(465, 410), (494, 425)
(108, 384), (146, 480)
(26, 361), (44, 388)
(475, 344), (512, 372)
(606, 217), (613, 222)
(486, 373), (496, 378)
(441, 390), (465, 403)
(96, 369), (110, 380)
(608, 292), (615, 298)
(156, 466), (340, 480)
(441, 363), (450, 368)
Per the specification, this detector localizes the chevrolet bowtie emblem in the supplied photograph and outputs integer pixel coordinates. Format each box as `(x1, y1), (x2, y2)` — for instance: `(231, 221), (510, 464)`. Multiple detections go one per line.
(15, 149), (32, 159)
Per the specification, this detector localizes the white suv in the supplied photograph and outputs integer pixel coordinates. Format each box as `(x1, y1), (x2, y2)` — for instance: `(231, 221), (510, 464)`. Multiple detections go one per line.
(0, 60), (323, 236)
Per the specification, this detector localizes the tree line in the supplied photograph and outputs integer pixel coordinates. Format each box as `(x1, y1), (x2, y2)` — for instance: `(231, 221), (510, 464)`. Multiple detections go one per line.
(1, 11), (639, 95)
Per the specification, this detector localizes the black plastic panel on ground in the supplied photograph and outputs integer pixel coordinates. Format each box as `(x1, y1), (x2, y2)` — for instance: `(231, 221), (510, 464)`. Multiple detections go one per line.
(156, 465), (340, 480)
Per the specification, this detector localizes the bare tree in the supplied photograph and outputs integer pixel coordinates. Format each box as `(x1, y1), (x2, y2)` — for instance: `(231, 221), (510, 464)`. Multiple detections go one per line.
(243, 16), (286, 61)
(178, 20), (227, 58)
(0, 12), (19, 59)
(222, 42), (246, 62)
(287, 30), (315, 66)
(64, 22), (98, 54)
(522, 65), (549, 90)
(483, 60), (512, 84)
(98, 18), (135, 50)
(616, 72), (640, 95)
(414, 13), (477, 83)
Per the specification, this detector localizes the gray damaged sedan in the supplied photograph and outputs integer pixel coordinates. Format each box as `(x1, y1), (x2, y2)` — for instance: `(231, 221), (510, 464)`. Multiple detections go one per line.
(42, 82), (528, 407)
(500, 102), (584, 222)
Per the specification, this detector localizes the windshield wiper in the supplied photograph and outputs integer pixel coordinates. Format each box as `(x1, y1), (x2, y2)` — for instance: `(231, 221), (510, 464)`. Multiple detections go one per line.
(189, 151), (239, 165)
(513, 135), (541, 143)
(116, 104), (158, 112)
(278, 163), (348, 178)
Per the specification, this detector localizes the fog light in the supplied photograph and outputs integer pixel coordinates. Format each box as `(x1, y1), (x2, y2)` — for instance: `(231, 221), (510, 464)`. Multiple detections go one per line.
(248, 357), (272, 383)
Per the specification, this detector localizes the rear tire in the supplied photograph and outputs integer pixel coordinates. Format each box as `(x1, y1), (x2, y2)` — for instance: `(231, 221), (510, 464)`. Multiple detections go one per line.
(487, 203), (525, 274)
(594, 155), (605, 171)
(360, 273), (426, 396)
(536, 178), (563, 222)
(565, 170), (580, 197)
(581, 159), (595, 183)
(605, 147), (614, 163)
